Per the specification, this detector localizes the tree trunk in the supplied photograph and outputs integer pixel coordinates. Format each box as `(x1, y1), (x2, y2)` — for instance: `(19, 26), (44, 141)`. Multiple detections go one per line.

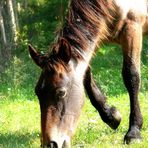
(6, 0), (17, 43)
(23, 0), (28, 9)
(0, 1), (11, 73)
(0, 6), (9, 73)
(12, 0), (19, 31)
(0, 8), (7, 47)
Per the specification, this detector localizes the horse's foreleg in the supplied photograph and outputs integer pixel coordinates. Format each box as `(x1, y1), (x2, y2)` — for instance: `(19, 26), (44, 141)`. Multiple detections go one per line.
(84, 67), (122, 130)
(121, 21), (143, 144)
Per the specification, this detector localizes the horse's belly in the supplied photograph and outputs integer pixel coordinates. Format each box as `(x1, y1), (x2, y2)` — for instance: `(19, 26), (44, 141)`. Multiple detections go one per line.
(114, 0), (148, 34)
(114, 0), (147, 17)
(143, 17), (148, 34)
(143, 1), (148, 34)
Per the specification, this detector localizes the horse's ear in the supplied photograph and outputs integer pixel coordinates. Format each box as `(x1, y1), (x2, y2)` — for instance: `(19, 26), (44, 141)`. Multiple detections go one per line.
(58, 38), (71, 63)
(28, 44), (45, 68)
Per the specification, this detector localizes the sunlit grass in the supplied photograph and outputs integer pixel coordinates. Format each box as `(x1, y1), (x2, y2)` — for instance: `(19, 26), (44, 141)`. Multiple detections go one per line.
(73, 92), (148, 148)
(0, 92), (148, 147)
(0, 98), (40, 148)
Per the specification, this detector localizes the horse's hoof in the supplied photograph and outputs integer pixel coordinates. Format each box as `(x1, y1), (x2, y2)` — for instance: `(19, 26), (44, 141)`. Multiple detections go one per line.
(124, 126), (142, 144)
(107, 107), (122, 130)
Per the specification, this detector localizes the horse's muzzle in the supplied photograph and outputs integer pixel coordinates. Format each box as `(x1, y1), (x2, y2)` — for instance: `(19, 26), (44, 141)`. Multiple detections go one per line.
(47, 141), (58, 148)
(41, 140), (70, 148)
(41, 141), (58, 148)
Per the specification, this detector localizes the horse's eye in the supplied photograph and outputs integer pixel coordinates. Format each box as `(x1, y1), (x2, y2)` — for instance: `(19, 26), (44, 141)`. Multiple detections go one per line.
(55, 87), (67, 99)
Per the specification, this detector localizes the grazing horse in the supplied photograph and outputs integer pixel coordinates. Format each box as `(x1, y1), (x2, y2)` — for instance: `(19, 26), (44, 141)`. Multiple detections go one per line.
(29, 0), (148, 147)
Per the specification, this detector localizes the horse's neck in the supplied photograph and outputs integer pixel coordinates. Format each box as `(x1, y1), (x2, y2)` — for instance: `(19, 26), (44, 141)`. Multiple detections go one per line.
(69, 38), (98, 83)
(61, 0), (113, 63)
(62, 0), (113, 77)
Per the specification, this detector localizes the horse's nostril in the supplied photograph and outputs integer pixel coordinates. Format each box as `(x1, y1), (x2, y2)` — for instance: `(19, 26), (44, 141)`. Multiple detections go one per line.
(56, 88), (67, 99)
(47, 141), (58, 148)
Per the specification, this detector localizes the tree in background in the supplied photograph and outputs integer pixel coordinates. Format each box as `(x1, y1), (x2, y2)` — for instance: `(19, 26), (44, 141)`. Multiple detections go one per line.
(6, 0), (18, 43)
(0, 2), (7, 48)
(0, 0), (19, 73)
(0, 0), (68, 87)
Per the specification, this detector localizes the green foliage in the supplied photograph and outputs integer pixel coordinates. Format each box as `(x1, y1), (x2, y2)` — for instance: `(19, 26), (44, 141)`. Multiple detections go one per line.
(0, 51), (38, 99)
(0, 0), (69, 95)
(18, 0), (68, 51)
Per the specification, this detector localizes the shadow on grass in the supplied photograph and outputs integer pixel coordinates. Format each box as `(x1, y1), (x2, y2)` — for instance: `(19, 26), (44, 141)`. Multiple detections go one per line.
(0, 132), (40, 148)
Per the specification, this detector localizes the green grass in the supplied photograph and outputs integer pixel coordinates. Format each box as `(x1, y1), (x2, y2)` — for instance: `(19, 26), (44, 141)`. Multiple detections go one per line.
(0, 94), (148, 148)
(73, 93), (148, 148)
(0, 98), (40, 148)
(0, 43), (147, 147)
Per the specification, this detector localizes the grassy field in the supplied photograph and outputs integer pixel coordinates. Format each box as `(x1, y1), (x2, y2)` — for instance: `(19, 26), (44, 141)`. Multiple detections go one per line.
(0, 43), (147, 148)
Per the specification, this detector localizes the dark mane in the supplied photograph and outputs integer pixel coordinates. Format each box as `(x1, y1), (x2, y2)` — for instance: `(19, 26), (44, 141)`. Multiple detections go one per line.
(60, 0), (115, 59)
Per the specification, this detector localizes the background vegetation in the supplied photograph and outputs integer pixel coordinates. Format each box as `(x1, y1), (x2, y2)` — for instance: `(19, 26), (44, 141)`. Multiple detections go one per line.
(0, 0), (147, 147)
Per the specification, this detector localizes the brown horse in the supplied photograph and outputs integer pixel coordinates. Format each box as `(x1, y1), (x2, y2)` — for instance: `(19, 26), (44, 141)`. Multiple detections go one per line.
(29, 0), (148, 147)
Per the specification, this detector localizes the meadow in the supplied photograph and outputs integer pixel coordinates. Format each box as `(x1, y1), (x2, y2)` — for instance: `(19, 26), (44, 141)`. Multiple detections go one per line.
(0, 41), (147, 148)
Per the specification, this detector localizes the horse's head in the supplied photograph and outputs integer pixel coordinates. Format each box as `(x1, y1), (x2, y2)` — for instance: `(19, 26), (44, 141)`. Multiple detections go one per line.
(29, 39), (85, 148)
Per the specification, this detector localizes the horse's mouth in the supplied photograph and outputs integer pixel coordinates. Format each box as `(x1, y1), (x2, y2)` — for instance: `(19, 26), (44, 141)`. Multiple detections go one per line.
(41, 140), (70, 148)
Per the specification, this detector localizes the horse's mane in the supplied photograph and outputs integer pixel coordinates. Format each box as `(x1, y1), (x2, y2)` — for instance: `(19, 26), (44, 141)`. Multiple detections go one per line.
(50, 0), (115, 60)
(62, 0), (115, 58)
